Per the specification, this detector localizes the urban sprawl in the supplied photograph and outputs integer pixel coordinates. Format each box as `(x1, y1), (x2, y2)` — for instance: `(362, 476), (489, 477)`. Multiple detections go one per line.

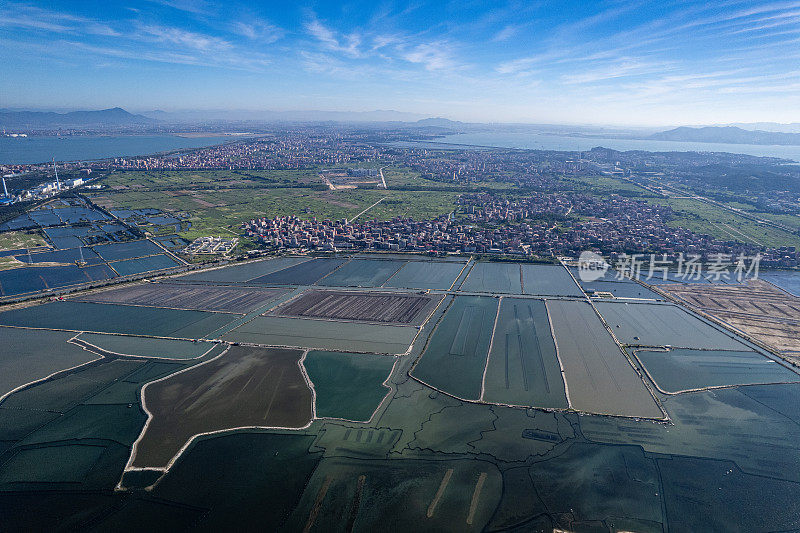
(3, 127), (799, 267)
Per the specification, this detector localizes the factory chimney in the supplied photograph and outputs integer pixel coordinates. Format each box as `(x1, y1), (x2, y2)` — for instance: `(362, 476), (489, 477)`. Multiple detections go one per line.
(53, 158), (61, 191)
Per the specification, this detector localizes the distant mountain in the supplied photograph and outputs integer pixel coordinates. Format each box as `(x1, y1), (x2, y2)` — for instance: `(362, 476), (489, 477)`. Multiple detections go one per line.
(138, 109), (427, 123)
(414, 117), (463, 127)
(141, 109), (171, 120)
(0, 107), (156, 129)
(649, 126), (800, 146)
(724, 122), (800, 134)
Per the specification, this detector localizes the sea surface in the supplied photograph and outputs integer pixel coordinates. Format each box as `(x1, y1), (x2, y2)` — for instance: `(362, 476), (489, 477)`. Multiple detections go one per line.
(432, 132), (800, 161)
(0, 134), (235, 164)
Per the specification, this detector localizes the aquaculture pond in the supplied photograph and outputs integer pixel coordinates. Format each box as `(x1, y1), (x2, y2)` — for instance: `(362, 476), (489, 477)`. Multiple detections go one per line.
(304, 350), (396, 421)
(595, 301), (750, 350)
(482, 298), (567, 409)
(317, 259), (406, 287)
(459, 262), (522, 294)
(177, 257), (310, 283)
(411, 295), (498, 400)
(635, 348), (800, 393)
(3, 256), (800, 531)
(382, 260), (466, 290)
(224, 316), (418, 354)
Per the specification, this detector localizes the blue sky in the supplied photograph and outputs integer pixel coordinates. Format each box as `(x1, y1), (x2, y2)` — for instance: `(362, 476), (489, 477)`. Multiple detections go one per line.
(2, 1), (800, 125)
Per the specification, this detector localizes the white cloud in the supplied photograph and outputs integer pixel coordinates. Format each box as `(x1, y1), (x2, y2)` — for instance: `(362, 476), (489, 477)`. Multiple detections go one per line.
(401, 42), (458, 71)
(492, 25), (518, 42)
(0, 3), (119, 36)
(232, 20), (283, 43)
(304, 17), (363, 58)
(560, 59), (672, 85)
(62, 40), (270, 71)
(146, 0), (214, 15)
(496, 56), (538, 75)
(136, 23), (232, 52)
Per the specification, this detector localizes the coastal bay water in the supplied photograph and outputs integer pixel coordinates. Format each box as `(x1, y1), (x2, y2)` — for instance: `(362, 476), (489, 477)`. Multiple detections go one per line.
(433, 132), (800, 161)
(0, 134), (235, 164)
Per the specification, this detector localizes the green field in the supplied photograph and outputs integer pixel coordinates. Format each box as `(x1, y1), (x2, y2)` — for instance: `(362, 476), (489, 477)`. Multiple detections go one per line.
(101, 169), (318, 190)
(567, 175), (659, 197)
(74, 165), (800, 254)
(646, 197), (800, 248)
(566, 174), (800, 248)
(0, 255), (26, 270)
(382, 166), (515, 191)
(748, 211), (800, 232)
(93, 186), (461, 241)
(0, 230), (47, 251)
(87, 169), (463, 242)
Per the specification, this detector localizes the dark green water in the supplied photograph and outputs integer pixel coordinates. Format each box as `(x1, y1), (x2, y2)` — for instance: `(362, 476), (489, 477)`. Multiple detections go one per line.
(3, 259), (800, 531)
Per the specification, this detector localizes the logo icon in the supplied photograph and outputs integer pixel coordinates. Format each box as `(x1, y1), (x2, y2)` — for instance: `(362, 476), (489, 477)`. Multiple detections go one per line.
(577, 251), (609, 282)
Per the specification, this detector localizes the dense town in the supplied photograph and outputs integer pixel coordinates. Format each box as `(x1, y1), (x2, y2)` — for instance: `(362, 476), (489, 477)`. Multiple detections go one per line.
(0, 128), (587, 183)
(243, 191), (798, 267)
(4, 129), (800, 267)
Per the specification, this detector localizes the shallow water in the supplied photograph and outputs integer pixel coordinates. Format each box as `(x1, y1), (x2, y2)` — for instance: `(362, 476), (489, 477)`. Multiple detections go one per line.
(434, 132), (800, 161)
(0, 135), (234, 164)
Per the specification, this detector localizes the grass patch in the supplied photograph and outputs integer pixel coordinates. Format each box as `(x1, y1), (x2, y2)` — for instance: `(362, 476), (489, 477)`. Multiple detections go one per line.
(566, 175), (655, 197)
(101, 169), (317, 190)
(0, 230), (47, 251)
(646, 197), (800, 248)
(0, 256), (26, 270)
(90, 176), (462, 241)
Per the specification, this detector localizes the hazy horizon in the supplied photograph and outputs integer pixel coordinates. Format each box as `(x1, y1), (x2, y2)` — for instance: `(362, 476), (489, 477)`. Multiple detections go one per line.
(6, 106), (800, 131)
(2, 1), (800, 126)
